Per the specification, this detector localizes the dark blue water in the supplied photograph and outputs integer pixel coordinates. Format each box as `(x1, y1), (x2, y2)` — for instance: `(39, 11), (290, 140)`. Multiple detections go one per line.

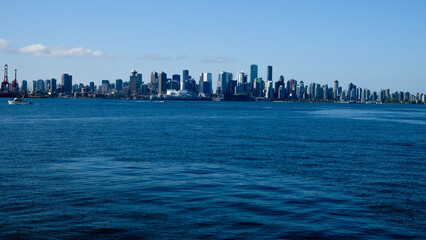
(0, 99), (425, 239)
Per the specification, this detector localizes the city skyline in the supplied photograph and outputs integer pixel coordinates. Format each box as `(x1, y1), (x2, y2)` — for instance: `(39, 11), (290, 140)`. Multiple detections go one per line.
(1, 1), (426, 93)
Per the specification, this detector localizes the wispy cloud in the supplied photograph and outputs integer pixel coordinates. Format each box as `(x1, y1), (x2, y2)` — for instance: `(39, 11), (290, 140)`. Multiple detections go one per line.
(143, 53), (170, 61)
(18, 43), (113, 58)
(0, 39), (11, 50)
(142, 53), (187, 61)
(201, 56), (235, 63)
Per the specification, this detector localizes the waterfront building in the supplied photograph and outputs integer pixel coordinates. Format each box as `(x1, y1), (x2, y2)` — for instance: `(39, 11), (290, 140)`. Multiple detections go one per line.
(45, 79), (51, 92)
(266, 80), (273, 99)
(236, 71), (247, 94)
(137, 73), (143, 87)
(129, 70), (138, 94)
(181, 70), (189, 90)
(61, 73), (72, 93)
(333, 80), (339, 100)
(36, 79), (45, 92)
(102, 80), (110, 93)
(150, 71), (158, 93)
(172, 74), (180, 91)
(267, 65), (273, 82)
(89, 82), (95, 92)
(250, 64), (258, 83)
(253, 78), (264, 97)
(217, 71), (233, 95)
(51, 78), (57, 92)
(116, 79), (123, 91)
(274, 75), (284, 98)
(21, 80), (27, 91)
(158, 72), (167, 94)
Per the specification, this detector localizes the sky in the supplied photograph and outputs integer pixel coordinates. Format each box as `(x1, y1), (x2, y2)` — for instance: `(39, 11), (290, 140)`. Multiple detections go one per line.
(1, 0), (425, 93)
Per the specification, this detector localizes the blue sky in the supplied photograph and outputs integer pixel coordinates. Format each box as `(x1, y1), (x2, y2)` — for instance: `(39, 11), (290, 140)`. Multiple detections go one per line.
(1, 0), (425, 93)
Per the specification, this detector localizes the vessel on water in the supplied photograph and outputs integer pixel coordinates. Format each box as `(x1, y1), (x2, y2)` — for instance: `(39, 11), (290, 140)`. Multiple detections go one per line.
(8, 97), (33, 105)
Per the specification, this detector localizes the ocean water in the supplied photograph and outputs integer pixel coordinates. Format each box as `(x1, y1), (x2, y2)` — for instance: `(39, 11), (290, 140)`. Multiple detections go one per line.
(0, 99), (425, 239)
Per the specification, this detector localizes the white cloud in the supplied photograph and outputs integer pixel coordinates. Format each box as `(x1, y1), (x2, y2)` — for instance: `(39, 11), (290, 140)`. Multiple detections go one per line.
(142, 53), (187, 61)
(201, 56), (234, 63)
(18, 43), (113, 58)
(0, 39), (11, 50)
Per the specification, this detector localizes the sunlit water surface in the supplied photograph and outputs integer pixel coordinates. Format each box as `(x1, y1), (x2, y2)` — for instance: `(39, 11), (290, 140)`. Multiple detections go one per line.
(0, 99), (425, 239)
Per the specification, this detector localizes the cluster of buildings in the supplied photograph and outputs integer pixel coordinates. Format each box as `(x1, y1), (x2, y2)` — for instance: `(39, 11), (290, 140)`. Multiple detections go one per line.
(2, 64), (425, 104)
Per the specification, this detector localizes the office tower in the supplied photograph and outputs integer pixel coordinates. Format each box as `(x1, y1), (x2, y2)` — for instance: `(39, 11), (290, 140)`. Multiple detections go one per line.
(333, 80), (339, 100)
(253, 78), (264, 97)
(274, 75), (284, 98)
(89, 82), (95, 92)
(181, 70), (189, 90)
(137, 73), (143, 87)
(36, 79), (45, 92)
(102, 80), (110, 93)
(267, 65), (272, 82)
(61, 73), (72, 93)
(266, 80), (273, 99)
(218, 71), (232, 95)
(45, 79), (51, 92)
(201, 73), (212, 94)
(116, 79), (123, 91)
(51, 78), (57, 92)
(250, 64), (258, 83)
(21, 80), (27, 91)
(150, 71), (158, 92)
(158, 72), (167, 94)
(31, 80), (36, 92)
(236, 71), (247, 94)
(129, 70), (138, 94)
(171, 74), (180, 90)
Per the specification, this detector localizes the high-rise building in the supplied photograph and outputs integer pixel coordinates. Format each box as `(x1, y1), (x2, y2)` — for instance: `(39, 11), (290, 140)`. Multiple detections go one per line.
(250, 64), (258, 83)
(333, 80), (339, 100)
(36, 79), (45, 92)
(61, 73), (72, 93)
(201, 73), (212, 94)
(267, 65), (273, 82)
(31, 80), (36, 92)
(89, 82), (95, 92)
(266, 80), (273, 99)
(137, 73), (143, 87)
(45, 79), (51, 92)
(181, 70), (189, 90)
(150, 71), (158, 92)
(158, 72), (167, 94)
(172, 74), (180, 90)
(236, 71), (247, 94)
(116, 79), (123, 91)
(51, 78), (57, 92)
(102, 80), (110, 93)
(129, 70), (138, 94)
(21, 80), (27, 91)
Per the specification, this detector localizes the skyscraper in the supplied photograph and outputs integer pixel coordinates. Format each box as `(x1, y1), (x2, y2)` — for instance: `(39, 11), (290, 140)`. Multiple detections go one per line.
(150, 71), (158, 92)
(61, 73), (72, 93)
(158, 72), (167, 94)
(333, 80), (339, 100)
(21, 80), (27, 91)
(129, 70), (138, 94)
(250, 64), (258, 83)
(102, 80), (110, 93)
(181, 70), (189, 90)
(116, 79), (123, 91)
(267, 65), (273, 82)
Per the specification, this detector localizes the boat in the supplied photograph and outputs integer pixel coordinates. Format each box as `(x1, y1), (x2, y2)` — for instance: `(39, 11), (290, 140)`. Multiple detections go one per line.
(8, 97), (33, 105)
